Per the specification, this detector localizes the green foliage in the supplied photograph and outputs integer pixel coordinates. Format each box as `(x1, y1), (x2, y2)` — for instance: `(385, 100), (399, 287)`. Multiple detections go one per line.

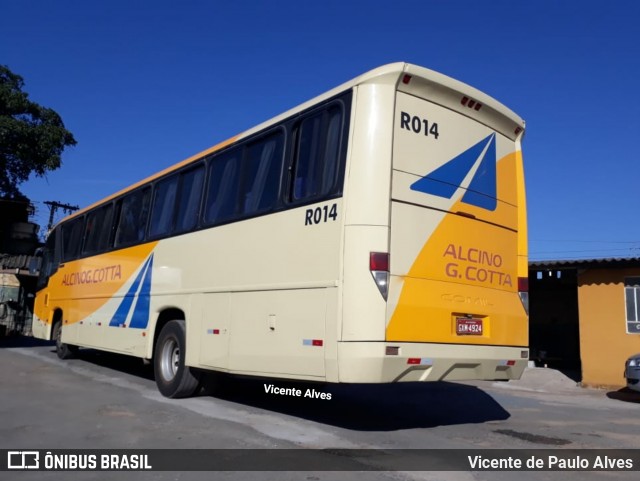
(0, 65), (77, 200)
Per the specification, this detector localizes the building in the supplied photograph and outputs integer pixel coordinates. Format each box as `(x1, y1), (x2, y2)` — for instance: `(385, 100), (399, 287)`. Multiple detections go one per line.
(0, 254), (37, 336)
(0, 199), (40, 336)
(529, 258), (640, 389)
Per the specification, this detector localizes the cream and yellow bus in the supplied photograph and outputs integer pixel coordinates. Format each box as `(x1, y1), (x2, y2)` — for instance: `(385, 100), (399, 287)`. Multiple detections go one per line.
(32, 63), (529, 398)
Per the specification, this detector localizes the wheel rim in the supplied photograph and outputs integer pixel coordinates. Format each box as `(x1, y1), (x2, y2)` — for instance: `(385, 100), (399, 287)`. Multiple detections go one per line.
(160, 337), (180, 381)
(55, 324), (62, 350)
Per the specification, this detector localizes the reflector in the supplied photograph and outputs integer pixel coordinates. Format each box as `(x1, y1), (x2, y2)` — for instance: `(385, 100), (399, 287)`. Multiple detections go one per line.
(370, 252), (389, 271)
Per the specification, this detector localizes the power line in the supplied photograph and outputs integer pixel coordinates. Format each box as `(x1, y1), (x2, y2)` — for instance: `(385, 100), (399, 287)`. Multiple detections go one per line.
(43, 201), (79, 232)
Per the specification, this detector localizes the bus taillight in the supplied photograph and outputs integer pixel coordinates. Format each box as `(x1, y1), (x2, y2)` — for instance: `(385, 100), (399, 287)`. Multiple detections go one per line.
(370, 252), (389, 301)
(518, 276), (529, 315)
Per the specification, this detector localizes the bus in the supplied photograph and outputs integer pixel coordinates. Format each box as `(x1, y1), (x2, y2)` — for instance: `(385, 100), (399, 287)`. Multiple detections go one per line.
(31, 62), (529, 398)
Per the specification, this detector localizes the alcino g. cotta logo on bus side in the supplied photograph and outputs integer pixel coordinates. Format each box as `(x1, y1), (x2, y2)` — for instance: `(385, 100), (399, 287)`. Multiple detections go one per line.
(61, 265), (123, 286)
(443, 243), (513, 288)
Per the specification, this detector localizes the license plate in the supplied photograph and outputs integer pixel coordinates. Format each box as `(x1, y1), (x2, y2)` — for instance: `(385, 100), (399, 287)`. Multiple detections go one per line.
(456, 317), (483, 335)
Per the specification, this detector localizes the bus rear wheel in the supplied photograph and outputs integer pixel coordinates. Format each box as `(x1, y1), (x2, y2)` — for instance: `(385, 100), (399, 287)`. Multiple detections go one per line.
(52, 321), (77, 360)
(154, 320), (201, 398)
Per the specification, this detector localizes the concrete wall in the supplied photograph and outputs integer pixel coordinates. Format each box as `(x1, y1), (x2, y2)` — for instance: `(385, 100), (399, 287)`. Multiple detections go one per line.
(578, 268), (640, 388)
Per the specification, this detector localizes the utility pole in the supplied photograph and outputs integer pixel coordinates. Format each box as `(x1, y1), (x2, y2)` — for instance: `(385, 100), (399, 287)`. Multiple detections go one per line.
(44, 201), (79, 232)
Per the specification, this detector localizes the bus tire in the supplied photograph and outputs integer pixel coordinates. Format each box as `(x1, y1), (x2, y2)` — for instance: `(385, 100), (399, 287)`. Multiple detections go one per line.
(53, 321), (77, 360)
(154, 320), (201, 398)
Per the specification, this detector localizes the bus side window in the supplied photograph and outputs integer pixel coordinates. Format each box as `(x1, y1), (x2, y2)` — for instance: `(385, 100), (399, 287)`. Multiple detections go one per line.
(175, 165), (204, 233)
(61, 216), (85, 262)
(204, 147), (241, 225)
(82, 203), (114, 255)
(37, 227), (61, 289)
(241, 131), (284, 216)
(149, 175), (178, 238)
(114, 187), (151, 247)
(292, 105), (343, 202)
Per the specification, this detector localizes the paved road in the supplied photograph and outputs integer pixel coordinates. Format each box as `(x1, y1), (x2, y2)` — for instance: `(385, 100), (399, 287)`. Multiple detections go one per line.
(1, 336), (639, 481)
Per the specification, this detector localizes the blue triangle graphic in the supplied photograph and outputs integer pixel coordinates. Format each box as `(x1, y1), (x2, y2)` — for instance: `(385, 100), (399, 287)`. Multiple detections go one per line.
(410, 133), (497, 210)
(129, 255), (153, 329)
(462, 134), (497, 210)
(109, 255), (153, 327)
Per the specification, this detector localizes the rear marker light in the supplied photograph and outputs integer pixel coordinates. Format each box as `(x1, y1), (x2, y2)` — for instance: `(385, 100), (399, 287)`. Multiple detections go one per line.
(461, 96), (482, 111)
(507, 360), (516, 366)
(407, 358), (433, 366)
(518, 277), (529, 292)
(303, 339), (324, 347)
(370, 252), (390, 301)
(402, 74), (412, 84)
(518, 276), (529, 315)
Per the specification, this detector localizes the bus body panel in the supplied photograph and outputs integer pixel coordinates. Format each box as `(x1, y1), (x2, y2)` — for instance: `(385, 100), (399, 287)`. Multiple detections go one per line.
(195, 292), (230, 369)
(226, 288), (329, 378)
(337, 341), (526, 383)
(385, 88), (527, 349)
(339, 81), (395, 344)
(343, 82), (395, 228)
(341, 225), (389, 342)
(35, 200), (345, 378)
(32, 242), (157, 354)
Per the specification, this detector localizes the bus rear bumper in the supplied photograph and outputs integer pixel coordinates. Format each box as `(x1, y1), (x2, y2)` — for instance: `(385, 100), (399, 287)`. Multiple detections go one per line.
(337, 342), (528, 383)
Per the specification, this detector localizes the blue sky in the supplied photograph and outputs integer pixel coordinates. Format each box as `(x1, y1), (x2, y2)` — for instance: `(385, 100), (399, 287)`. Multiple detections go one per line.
(2, 0), (639, 260)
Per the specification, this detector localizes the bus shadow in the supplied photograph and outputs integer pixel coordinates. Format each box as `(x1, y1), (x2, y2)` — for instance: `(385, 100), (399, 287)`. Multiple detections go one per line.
(204, 375), (510, 431)
(23, 341), (510, 431)
(66, 348), (156, 381)
(0, 334), (54, 349)
(0, 335), (154, 382)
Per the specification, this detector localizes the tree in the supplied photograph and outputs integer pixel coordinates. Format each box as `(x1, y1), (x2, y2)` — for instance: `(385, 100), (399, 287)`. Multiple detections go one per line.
(0, 65), (77, 200)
